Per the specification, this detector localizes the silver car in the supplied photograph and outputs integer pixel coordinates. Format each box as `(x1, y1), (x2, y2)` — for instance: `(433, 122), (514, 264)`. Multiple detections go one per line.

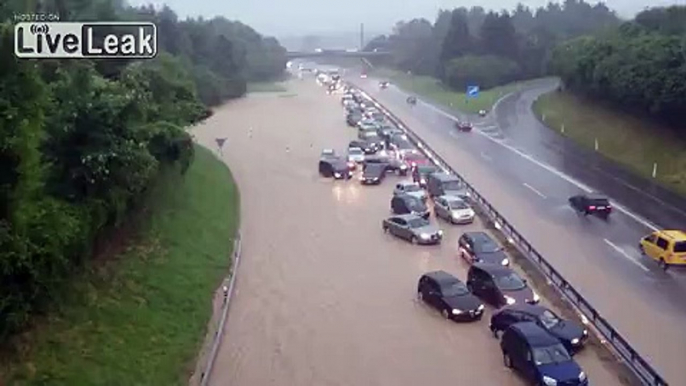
(382, 214), (443, 245)
(393, 181), (427, 202)
(434, 195), (475, 224)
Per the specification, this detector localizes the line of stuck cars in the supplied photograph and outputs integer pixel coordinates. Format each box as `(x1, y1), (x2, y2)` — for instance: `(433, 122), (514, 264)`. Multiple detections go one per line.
(318, 81), (591, 385)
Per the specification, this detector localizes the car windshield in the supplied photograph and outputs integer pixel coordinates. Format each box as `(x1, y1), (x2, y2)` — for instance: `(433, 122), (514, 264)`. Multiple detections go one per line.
(442, 282), (470, 297)
(532, 344), (572, 365)
(365, 165), (384, 174)
(407, 217), (430, 228)
(448, 200), (468, 209)
(475, 239), (501, 253)
(589, 198), (609, 206)
(539, 310), (562, 329)
(406, 198), (427, 212)
(349, 149), (363, 155)
(403, 184), (421, 192)
(443, 181), (463, 191)
(363, 132), (379, 138)
(674, 241), (686, 253)
(495, 272), (526, 290)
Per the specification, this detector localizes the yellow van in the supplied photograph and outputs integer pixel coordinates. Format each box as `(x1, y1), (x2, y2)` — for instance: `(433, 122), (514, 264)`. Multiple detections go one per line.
(640, 230), (686, 270)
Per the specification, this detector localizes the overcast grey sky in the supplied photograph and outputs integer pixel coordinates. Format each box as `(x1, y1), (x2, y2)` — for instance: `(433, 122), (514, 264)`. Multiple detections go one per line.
(127, 0), (685, 37)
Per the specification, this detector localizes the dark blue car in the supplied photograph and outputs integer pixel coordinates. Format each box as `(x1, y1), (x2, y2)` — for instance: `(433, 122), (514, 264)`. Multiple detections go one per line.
(490, 304), (588, 353)
(501, 322), (588, 385)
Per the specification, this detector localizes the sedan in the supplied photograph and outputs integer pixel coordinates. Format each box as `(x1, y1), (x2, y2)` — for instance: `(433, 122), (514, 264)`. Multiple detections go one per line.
(490, 304), (588, 353)
(382, 214), (443, 245)
(569, 193), (612, 218)
(418, 271), (484, 322)
(458, 231), (509, 266)
(363, 155), (408, 175)
(434, 195), (475, 224)
(359, 163), (386, 185)
(347, 147), (365, 163)
(393, 181), (427, 201)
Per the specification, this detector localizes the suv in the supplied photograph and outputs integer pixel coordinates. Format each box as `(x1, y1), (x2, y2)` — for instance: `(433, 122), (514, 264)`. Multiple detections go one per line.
(568, 193), (612, 218)
(426, 172), (469, 201)
(417, 271), (484, 322)
(640, 230), (686, 270)
(501, 322), (588, 385)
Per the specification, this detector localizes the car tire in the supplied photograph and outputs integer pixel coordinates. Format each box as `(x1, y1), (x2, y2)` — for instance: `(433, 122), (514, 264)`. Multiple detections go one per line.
(417, 291), (423, 301)
(490, 326), (499, 339)
(659, 258), (669, 270)
(441, 309), (450, 319)
(503, 352), (512, 368)
(639, 245), (645, 255)
(411, 236), (418, 245)
(383, 225), (389, 233)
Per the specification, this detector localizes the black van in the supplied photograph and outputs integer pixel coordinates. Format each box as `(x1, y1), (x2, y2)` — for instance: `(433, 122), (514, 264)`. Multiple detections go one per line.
(426, 172), (469, 200)
(391, 193), (430, 219)
(319, 158), (352, 179)
(501, 322), (588, 385)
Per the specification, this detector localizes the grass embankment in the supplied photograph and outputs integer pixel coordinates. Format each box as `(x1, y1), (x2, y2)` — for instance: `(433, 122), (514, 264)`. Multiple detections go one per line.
(533, 91), (686, 196)
(371, 68), (525, 114)
(2, 145), (240, 386)
(247, 81), (288, 93)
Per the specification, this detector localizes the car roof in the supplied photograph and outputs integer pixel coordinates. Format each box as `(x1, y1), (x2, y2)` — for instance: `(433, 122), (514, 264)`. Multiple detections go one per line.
(464, 231), (496, 245)
(440, 195), (464, 202)
(509, 322), (560, 347)
(586, 193), (608, 200)
(501, 304), (546, 316)
(365, 163), (386, 170)
(657, 230), (686, 241)
(423, 270), (461, 285)
(431, 172), (458, 181)
(472, 262), (514, 276)
(396, 193), (422, 202)
(393, 213), (422, 221)
(399, 181), (419, 186)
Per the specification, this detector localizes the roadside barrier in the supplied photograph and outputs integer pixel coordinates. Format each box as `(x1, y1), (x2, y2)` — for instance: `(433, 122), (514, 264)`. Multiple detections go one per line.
(350, 84), (668, 386)
(199, 233), (243, 386)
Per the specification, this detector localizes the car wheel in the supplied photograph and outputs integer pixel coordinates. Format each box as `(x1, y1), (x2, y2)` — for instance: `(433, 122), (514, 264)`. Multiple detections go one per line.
(490, 326), (499, 339)
(659, 258), (669, 270)
(383, 225), (389, 233)
(503, 352), (512, 368)
(411, 236), (418, 245)
(639, 245), (645, 255)
(417, 291), (423, 301)
(441, 308), (450, 319)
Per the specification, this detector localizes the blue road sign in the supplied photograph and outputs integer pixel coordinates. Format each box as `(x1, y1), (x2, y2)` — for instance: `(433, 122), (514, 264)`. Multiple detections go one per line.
(467, 85), (479, 98)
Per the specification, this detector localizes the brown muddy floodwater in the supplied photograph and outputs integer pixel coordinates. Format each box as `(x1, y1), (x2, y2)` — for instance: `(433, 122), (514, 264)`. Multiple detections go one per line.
(191, 79), (622, 386)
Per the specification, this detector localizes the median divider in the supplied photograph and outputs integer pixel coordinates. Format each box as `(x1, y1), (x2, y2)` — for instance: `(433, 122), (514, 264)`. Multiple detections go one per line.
(350, 83), (668, 386)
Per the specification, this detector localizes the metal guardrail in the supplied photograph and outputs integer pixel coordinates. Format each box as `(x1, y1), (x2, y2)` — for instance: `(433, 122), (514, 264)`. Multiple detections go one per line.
(351, 85), (668, 386)
(199, 233), (242, 386)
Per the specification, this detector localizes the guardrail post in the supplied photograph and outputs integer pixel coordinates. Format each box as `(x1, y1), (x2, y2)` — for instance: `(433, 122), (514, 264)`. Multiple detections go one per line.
(560, 124), (565, 133)
(652, 162), (658, 178)
(594, 138), (599, 151)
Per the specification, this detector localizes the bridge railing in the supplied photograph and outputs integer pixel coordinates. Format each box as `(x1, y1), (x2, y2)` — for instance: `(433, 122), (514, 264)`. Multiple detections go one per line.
(349, 83), (669, 386)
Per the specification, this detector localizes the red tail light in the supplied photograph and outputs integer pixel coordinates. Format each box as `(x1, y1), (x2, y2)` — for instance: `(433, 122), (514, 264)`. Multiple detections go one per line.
(589, 206), (596, 210)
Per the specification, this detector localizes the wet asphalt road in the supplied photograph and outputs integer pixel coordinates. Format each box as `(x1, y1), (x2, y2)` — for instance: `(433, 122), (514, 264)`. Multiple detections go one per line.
(349, 73), (686, 382)
(191, 78), (621, 385)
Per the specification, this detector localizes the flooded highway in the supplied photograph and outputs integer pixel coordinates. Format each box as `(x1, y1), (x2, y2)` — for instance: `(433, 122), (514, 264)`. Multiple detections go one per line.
(191, 78), (623, 385)
(351, 73), (685, 382)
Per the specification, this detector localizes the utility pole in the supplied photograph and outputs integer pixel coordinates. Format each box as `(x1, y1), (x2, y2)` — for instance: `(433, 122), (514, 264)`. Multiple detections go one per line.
(360, 23), (364, 50)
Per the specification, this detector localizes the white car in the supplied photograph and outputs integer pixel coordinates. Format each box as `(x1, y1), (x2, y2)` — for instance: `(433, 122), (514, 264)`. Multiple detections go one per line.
(433, 195), (475, 224)
(347, 147), (365, 163)
(393, 181), (427, 201)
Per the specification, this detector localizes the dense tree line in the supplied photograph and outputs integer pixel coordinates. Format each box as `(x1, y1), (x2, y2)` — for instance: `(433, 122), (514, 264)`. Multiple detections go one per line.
(551, 5), (686, 127)
(365, 0), (618, 90)
(0, 1), (286, 338)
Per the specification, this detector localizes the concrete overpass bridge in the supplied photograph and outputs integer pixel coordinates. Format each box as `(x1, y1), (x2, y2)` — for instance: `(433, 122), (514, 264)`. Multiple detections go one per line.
(286, 50), (392, 59)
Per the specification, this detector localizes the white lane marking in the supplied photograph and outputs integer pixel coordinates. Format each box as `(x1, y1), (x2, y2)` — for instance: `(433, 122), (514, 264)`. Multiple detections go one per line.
(603, 239), (650, 272)
(523, 183), (547, 199)
(480, 152), (492, 162)
(417, 100), (660, 231)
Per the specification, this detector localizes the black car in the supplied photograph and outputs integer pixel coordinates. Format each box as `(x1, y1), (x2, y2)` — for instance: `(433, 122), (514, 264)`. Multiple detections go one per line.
(382, 214), (442, 245)
(346, 112), (363, 127)
(569, 193), (612, 218)
(418, 271), (484, 322)
(318, 157), (353, 179)
(363, 155), (409, 175)
(360, 163), (386, 185)
(458, 232), (510, 266)
(412, 164), (439, 187)
(379, 80), (389, 89)
(349, 140), (379, 155)
(490, 304), (588, 353)
(391, 193), (430, 219)
(467, 263), (539, 308)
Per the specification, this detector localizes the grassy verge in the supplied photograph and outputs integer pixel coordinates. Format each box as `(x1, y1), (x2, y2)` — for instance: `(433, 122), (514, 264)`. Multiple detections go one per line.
(247, 81), (288, 93)
(533, 91), (686, 197)
(2, 145), (240, 386)
(371, 68), (526, 114)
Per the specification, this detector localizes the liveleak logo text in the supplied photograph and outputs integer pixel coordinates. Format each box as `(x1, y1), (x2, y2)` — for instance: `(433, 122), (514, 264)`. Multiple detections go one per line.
(15, 22), (157, 59)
